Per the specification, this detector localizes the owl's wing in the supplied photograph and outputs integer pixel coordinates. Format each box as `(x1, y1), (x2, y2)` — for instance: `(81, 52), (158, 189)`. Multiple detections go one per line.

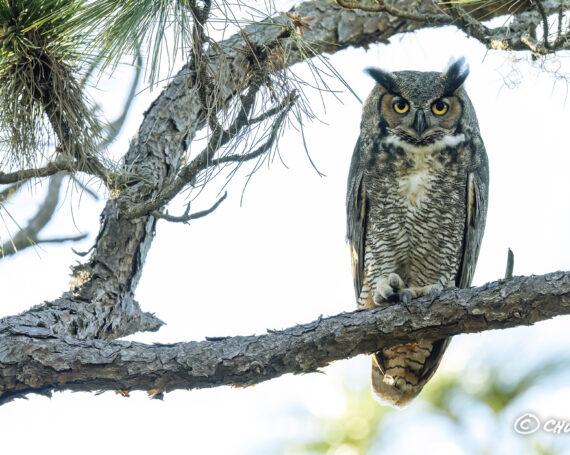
(456, 138), (489, 289)
(346, 138), (368, 300)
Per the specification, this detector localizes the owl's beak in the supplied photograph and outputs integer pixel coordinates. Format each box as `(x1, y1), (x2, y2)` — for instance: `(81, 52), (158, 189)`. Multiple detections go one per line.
(413, 110), (427, 136)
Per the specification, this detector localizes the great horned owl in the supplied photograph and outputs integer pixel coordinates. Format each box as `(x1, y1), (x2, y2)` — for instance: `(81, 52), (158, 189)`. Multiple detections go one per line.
(346, 58), (488, 407)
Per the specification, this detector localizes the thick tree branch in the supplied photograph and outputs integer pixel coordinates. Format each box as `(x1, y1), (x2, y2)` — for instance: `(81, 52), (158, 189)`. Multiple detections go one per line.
(0, 291), (164, 342)
(1, 271), (569, 404)
(336, 0), (570, 55)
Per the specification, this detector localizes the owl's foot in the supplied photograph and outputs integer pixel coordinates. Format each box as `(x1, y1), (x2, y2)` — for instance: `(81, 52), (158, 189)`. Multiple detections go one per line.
(373, 273), (405, 305)
(374, 278), (444, 306)
(400, 283), (444, 304)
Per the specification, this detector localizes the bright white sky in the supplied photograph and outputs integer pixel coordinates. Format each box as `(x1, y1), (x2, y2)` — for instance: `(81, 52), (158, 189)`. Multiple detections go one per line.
(1, 6), (570, 454)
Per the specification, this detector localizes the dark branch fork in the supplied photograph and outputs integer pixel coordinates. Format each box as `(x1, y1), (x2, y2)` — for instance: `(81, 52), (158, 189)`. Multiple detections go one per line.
(0, 271), (569, 404)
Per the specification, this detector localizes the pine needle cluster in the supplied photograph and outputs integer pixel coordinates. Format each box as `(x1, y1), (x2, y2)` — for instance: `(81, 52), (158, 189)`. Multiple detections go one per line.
(0, 0), (101, 171)
(78, 0), (197, 86)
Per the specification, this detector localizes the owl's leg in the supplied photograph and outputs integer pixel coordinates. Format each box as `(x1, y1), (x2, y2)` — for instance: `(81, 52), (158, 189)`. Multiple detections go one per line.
(373, 273), (405, 305)
(400, 283), (444, 304)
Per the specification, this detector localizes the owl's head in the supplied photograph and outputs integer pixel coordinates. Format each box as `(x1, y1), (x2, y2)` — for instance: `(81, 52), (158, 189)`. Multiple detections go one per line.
(364, 58), (471, 144)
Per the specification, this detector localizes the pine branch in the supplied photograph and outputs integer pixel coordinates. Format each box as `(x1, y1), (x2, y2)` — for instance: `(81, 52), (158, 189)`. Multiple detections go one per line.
(0, 160), (77, 184)
(1, 271), (569, 404)
(336, 0), (570, 55)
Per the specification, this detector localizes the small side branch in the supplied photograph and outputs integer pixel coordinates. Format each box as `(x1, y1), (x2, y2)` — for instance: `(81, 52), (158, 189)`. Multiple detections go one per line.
(535, 0), (553, 50)
(0, 160), (77, 185)
(336, 0), (449, 23)
(152, 191), (227, 223)
(211, 91), (298, 168)
(34, 233), (89, 245)
(98, 49), (144, 150)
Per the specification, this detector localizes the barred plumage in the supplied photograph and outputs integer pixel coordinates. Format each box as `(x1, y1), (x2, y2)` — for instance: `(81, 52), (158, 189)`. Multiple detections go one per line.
(347, 58), (489, 407)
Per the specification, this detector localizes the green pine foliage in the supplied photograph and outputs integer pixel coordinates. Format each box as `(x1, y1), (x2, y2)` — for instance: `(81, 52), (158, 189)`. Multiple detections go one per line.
(0, 0), (100, 170)
(76, 0), (197, 86)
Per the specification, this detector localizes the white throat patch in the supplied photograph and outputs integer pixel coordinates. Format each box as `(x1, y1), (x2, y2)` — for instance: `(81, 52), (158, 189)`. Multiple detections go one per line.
(382, 134), (466, 208)
(383, 133), (466, 154)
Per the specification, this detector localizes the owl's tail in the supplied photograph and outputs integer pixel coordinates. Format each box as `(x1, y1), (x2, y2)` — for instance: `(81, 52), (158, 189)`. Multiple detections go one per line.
(370, 338), (450, 407)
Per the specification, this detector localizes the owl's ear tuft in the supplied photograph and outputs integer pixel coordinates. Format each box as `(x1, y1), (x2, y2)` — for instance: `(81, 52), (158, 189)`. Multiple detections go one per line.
(442, 57), (469, 95)
(365, 67), (399, 94)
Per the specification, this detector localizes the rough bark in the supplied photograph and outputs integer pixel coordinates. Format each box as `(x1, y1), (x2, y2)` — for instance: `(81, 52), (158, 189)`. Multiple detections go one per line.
(334, 0), (569, 55)
(1, 271), (569, 404)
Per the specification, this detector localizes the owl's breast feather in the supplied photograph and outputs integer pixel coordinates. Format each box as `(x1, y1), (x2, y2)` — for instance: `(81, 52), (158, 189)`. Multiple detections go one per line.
(400, 171), (431, 208)
(381, 133), (467, 209)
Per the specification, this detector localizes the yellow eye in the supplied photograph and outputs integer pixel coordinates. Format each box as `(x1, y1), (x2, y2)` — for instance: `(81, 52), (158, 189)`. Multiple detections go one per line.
(392, 100), (409, 115)
(431, 100), (448, 115)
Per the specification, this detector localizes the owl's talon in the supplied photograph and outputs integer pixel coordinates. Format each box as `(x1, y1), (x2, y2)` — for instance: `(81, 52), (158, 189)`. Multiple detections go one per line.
(373, 273), (405, 305)
(428, 283), (444, 305)
(400, 290), (412, 305)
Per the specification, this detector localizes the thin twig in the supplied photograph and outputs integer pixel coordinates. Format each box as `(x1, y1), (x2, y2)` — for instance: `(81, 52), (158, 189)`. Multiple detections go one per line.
(35, 233), (89, 245)
(211, 91), (297, 168)
(557, 6), (564, 41)
(152, 191), (227, 223)
(98, 48), (144, 150)
(0, 173), (87, 257)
